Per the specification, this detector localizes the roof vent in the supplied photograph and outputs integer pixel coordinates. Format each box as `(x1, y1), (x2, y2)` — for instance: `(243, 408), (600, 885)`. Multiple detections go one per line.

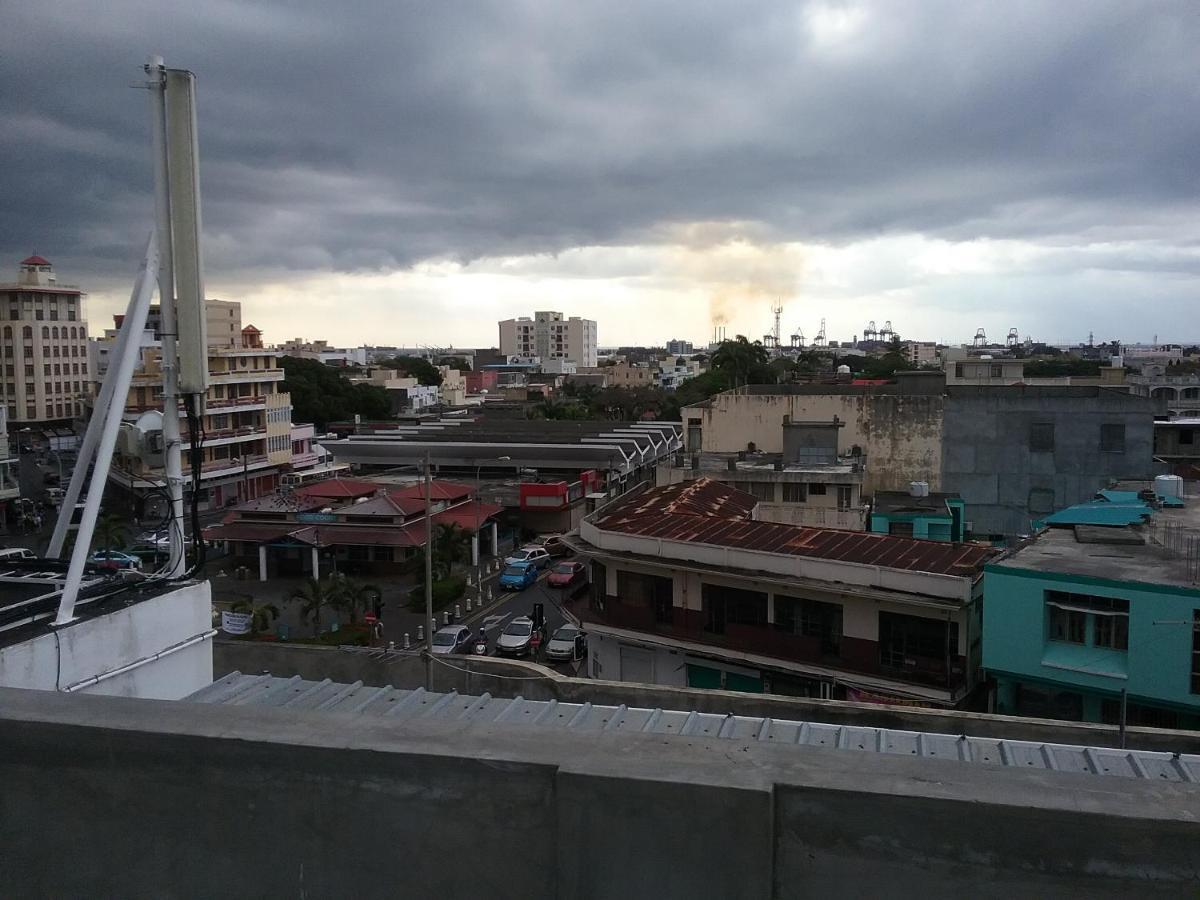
(909, 481), (930, 498)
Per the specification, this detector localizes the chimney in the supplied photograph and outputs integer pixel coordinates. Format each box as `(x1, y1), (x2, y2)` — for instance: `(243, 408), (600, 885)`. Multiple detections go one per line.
(726, 457), (737, 472)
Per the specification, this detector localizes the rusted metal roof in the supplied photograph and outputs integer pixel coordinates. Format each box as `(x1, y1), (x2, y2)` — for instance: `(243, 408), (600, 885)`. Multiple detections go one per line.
(293, 478), (380, 501)
(390, 480), (475, 502)
(596, 479), (997, 578)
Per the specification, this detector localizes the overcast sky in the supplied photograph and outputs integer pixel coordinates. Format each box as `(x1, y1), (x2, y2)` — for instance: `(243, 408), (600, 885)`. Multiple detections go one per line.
(2, 1), (1197, 349)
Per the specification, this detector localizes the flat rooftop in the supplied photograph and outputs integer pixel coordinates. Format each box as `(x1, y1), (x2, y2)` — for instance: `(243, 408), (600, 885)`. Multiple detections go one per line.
(994, 498), (1200, 589)
(873, 490), (961, 515)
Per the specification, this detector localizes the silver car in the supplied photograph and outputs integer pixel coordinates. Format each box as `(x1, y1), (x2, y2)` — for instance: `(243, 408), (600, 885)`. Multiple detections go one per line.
(545, 625), (587, 662)
(495, 616), (535, 657)
(430, 624), (472, 655)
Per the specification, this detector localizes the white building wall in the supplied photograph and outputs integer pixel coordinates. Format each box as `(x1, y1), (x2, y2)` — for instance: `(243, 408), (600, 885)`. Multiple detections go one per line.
(0, 581), (214, 700)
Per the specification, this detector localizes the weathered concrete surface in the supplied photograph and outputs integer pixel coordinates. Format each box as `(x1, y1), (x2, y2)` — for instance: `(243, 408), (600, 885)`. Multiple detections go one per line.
(214, 640), (1200, 754)
(0, 687), (1197, 898)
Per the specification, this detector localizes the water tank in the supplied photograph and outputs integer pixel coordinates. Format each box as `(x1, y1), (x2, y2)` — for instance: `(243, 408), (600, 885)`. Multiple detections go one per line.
(1155, 474), (1183, 499)
(909, 481), (930, 498)
(836, 364), (851, 375)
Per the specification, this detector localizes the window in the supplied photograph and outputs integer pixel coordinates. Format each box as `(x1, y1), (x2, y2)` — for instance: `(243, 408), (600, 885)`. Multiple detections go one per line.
(782, 482), (807, 503)
(836, 485), (853, 510)
(1181, 429), (1195, 446)
(34, 310), (43, 321)
(24, 365), (33, 377)
(735, 481), (773, 501)
(51, 327), (58, 339)
(21, 326), (31, 339)
(616, 570), (674, 624)
(1030, 422), (1055, 451)
(41, 326), (49, 339)
(43, 365), (50, 377)
(1101, 699), (1178, 730)
(888, 520), (915, 537)
(879, 612), (957, 673)
(990, 364), (1002, 378)
(1046, 591), (1128, 650)
(2, 326), (9, 339)
(1100, 423), (1125, 452)
(809, 482), (827, 496)
(775, 596), (842, 656)
(702, 583), (767, 634)
(954, 363), (964, 379)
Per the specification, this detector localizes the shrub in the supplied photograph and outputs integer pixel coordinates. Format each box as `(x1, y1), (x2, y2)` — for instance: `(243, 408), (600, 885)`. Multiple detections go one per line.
(407, 575), (467, 612)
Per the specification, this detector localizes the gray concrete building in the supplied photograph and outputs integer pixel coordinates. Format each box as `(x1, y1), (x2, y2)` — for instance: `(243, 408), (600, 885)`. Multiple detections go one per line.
(684, 376), (1157, 540)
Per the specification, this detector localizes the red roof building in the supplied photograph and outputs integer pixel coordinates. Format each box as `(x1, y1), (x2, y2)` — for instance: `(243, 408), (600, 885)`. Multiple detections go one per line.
(568, 478), (999, 708)
(20, 255), (51, 267)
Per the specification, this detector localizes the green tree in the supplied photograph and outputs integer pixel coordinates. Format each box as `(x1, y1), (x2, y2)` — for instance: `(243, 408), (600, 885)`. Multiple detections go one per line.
(710, 336), (774, 387)
(437, 356), (472, 372)
(327, 573), (380, 625)
(434, 523), (470, 577)
(380, 355), (443, 386)
(231, 600), (280, 636)
(280, 357), (391, 428)
(291, 577), (341, 637)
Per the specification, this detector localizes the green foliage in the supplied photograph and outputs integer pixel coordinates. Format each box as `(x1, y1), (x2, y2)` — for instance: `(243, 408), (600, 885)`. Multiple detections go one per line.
(437, 356), (472, 372)
(407, 575), (467, 612)
(281, 357), (391, 429)
(673, 370), (731, 407)
(1023, 357), (1102, 377)
(710, 336), (775, 387)
(230, 600), (280, 635)
(380, 355), (443, 386)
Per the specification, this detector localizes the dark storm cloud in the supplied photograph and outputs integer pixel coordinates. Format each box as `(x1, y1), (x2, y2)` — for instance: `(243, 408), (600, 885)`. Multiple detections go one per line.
(1, 1), (1198, 285)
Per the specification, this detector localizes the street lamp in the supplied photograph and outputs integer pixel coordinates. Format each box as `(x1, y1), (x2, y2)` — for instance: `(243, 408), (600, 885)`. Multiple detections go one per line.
(475, 455), (510, 590)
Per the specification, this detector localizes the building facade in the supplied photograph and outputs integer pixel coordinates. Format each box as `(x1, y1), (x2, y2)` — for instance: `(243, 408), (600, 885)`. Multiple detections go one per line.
(110, 317), (293, 510)
(984, 494), (1200, 730)
(499, 311), (598, 367)
(0, 256), (90, 426)
(567, 479), (997, 705)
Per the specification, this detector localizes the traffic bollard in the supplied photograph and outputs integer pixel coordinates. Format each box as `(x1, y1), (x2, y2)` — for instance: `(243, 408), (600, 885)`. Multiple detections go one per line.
(455, 604), (462, 620)
(403, 633), (411, 649)
(443, 611), (451, 626)
(416, 625), (423, 642)
(388, 641), (395, 652)
(486, 587), (493, 601)
(466, 598), (473, 613)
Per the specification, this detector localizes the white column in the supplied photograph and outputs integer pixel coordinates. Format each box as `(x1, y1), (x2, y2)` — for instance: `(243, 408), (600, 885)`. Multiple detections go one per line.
(258, 544), (268, 582)
(471, 532), (479, 566)
(490, 521), (498, 558)
(766, 593), (776, 625)
(311, 547), (320, 580)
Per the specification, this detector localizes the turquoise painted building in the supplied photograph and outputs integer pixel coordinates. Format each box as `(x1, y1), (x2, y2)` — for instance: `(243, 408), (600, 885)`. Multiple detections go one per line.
(870, 490), (966, 542)
(984, 494), (1200, 730)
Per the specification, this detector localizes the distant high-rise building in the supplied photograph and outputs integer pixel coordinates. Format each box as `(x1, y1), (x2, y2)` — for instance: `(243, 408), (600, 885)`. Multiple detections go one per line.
(0, 256), (91, 426)
(666, 338), (694, 355)
(499, 311), (597, 367)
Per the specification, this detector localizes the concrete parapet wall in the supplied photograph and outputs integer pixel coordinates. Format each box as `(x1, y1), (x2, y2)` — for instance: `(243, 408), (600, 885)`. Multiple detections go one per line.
(214, 640), (1200, 754)
(0, 687), (1197, 898)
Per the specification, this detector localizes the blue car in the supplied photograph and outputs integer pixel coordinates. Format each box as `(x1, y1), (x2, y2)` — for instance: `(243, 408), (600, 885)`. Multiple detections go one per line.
(499, 561), (538, 591)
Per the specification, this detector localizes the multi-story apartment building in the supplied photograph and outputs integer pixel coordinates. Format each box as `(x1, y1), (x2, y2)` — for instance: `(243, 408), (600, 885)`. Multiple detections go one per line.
(901, 341), (939, 367)
(665, 338), (694, 355)
(0, 406), (20, 517)
(0, 256), (90, 426)
(110, 314), (292, 511)
(499, 311), (598, 367)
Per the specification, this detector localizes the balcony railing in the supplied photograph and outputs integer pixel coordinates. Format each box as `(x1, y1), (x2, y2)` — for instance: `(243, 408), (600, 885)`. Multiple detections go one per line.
(201, 453), (269, 474)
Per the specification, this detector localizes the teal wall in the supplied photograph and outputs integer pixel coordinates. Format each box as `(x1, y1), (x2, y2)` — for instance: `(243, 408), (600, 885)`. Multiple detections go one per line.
(870, 513), (951, 540)
(983, 565), (1200, 722)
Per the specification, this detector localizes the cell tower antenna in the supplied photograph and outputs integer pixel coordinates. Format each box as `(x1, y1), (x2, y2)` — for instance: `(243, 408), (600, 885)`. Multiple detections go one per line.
(770, 301), (783, 349)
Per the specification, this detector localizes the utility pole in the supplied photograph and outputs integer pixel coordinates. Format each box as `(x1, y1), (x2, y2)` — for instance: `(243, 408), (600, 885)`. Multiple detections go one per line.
(147, 55), (187, 577)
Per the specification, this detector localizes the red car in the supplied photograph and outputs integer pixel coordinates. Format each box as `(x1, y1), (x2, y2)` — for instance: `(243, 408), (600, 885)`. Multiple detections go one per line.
(547, 561), (585, 588)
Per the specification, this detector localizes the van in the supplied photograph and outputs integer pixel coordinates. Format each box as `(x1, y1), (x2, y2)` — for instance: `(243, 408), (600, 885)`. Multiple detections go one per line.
(0, 548), (36, 562)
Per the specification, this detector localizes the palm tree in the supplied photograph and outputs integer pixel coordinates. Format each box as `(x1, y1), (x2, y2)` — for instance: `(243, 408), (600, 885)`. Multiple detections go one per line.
(434, 523), (470, 578)
(92, 513), (130, 553)
(291, 577), (339, 637)
(334, 577), (381, 625)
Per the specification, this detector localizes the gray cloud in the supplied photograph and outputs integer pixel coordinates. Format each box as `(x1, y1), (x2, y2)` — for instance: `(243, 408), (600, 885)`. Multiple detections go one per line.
(1, 0), (1198, 332)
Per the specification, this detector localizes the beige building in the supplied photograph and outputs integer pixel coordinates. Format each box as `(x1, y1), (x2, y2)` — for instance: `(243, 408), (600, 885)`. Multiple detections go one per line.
(499, 311), (598, 367)
(205, 299), (242, 349)
(438, 365), (466, 406)
(111, 318), (292, 510)
(902, 341), (939, 367)
(0, 256), (90, 425)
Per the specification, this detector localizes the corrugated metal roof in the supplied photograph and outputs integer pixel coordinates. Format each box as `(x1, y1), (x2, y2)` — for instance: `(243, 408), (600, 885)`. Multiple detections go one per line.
(1042, 502), (1152, 527)
(595, 480), (997, 578)
(189, 673), (1200, 784)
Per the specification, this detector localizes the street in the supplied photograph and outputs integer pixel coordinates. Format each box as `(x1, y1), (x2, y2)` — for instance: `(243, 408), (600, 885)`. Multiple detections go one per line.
(461, 562), (585, 672)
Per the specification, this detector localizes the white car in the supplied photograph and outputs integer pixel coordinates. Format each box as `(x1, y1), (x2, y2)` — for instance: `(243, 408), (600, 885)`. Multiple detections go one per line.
(504, 547), (551, 570)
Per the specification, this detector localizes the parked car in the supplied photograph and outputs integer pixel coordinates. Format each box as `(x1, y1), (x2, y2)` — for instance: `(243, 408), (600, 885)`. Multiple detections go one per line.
(545, 624), (588, 662)
(430, 624), (473, 655)
(88, 550), (142, 571)
(499, 562), (539, 591)
(547, 561), (585, 588)
(540, 535), (571, 558)
(0, 547), (36, 562)
(135, 530), (172, 549)
(495, 616), (536, 657)
(504, 546), (551, 570)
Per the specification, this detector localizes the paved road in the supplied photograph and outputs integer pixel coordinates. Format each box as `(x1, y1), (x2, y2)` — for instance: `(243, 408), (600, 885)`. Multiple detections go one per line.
(463, 561), (585, 672)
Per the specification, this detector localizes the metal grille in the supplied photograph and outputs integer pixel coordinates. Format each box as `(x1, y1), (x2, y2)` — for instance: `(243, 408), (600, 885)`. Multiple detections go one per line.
(189, 673), (1200, 784)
